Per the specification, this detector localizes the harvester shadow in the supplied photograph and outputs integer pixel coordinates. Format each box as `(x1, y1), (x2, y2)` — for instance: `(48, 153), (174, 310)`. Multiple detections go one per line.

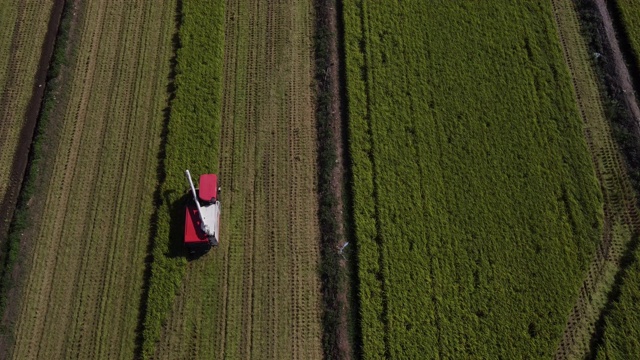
(165, 190), (189, 259)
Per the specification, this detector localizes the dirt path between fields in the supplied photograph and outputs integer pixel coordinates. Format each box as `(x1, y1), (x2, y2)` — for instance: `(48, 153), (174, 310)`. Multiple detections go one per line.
(0, 0), (65, 253)
(594, 0), (640, 125)
(316, 0), (353, 358)
(325, 0), (354, 357)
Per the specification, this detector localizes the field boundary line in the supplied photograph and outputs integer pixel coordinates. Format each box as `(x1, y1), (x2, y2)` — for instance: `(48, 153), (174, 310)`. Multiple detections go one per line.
(313, 0), (357, 357)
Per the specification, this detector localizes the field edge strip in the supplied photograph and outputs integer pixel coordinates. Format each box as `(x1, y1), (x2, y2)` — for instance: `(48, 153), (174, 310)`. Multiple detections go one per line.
(569, 0), (640, 356)
(0, 0), (74, 346)
(342, 0), (389, 358)
(549, 0), (640, 357)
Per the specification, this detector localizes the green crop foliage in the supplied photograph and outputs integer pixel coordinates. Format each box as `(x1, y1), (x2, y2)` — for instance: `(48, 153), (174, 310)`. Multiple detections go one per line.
(140, 0), (225, 357)
(344, 1), (603, 358)
(612, 0), (640, 75)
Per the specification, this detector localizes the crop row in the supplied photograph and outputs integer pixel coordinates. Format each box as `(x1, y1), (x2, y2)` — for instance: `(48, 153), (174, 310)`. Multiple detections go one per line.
(344, 1), (602, 358)
(140, 0), (226, 358)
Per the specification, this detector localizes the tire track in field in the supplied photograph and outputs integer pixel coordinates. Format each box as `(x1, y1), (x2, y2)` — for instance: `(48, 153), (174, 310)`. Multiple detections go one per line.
(550, 0), (640, 358)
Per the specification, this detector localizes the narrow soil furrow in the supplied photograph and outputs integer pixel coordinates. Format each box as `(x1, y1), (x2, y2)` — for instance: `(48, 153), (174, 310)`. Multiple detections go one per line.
(314, 0), (353, 356)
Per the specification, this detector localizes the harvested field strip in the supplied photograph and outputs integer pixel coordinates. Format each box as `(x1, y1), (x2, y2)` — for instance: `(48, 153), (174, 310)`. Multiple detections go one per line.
(0, 0), (54, 241)
(345, 1), (603, 358)
(549, 0), (640, 358)
(148, 0), (322, 358)
(9, 0), (174, 358)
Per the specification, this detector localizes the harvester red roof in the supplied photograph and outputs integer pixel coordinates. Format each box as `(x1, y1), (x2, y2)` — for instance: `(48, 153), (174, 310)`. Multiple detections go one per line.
(184, 203), (208, 244)
(198, 174), (218, 202)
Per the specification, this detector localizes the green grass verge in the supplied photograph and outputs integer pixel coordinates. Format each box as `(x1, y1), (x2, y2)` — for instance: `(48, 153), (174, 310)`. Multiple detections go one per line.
(344, 1), (603, 358)
(140, 0), (225, 358)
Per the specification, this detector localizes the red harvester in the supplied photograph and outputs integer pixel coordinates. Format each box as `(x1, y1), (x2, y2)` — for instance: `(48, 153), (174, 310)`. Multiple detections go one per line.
(184, 170), (221, 252)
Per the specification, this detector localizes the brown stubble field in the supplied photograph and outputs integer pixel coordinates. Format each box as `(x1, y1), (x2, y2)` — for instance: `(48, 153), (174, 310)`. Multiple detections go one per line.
(7, 0), (175, 358)
(0, 0), (57, 246)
